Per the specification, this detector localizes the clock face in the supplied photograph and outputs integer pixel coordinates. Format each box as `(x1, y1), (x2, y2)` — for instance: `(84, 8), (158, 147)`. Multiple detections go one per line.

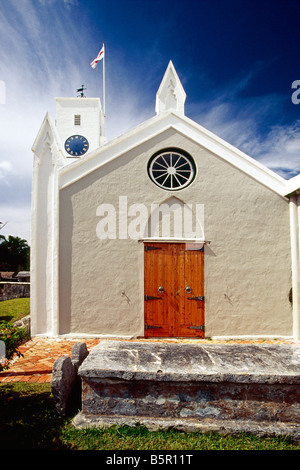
(64, 135), (89, 156)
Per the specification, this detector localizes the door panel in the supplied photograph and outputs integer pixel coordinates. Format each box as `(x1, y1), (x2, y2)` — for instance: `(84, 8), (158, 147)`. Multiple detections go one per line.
(177, 244), (204, 337)
(144, 242), (204, 338)
(144, 243), (174, 337)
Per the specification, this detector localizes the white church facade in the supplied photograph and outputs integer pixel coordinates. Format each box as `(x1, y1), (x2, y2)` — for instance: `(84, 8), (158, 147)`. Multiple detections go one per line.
(31, 62), (300, 341)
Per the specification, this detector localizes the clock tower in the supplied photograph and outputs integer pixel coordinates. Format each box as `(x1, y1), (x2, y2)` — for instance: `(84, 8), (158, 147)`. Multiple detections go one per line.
(55, 96), (105, 157)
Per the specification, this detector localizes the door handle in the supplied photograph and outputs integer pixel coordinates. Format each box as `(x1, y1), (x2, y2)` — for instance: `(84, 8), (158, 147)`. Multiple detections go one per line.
(185, 286), (192, 293)
(158, 286), (164, 293)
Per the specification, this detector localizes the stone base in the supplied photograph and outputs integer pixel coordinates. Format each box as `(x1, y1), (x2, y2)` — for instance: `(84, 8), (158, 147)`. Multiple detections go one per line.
(74, 340), (300, 440)
(73, 412), (300, 441)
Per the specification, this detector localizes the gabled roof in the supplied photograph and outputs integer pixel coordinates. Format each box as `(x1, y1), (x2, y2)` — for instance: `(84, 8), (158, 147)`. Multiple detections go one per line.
(58, 109), (288, 197)
(33, 62), (299, 198)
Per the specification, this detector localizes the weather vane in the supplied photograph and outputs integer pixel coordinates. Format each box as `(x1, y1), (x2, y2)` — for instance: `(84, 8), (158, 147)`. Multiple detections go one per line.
(76, 85), (86, 98)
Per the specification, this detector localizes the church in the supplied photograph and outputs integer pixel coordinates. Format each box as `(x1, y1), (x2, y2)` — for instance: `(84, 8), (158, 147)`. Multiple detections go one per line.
(31, 61), (300, 341)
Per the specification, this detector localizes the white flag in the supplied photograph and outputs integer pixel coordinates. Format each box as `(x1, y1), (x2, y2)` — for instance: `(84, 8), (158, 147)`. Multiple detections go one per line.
(90, 44), (105, 69)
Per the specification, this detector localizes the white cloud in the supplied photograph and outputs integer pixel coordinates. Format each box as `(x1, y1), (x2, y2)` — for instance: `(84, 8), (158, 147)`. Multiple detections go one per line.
(0, 0), (300, 243)
(200, 103), (300, 178)
(190, 71), (300, 179)
(253, 123), (300, 178)
(0, 1), (87, 241)
(63, 0), (79, 6)
(0, 204), (31, 243)
(0, 0), (146, 241)
(0, 161), (13, 181)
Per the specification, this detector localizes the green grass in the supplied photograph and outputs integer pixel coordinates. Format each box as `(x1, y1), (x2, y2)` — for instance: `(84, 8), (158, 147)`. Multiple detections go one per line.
(0, 298), (30, 323)
(1, 383), (300, 450)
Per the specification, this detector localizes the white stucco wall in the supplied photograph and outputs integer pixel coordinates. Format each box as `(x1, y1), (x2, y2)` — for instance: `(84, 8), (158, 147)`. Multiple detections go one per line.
(58, 128), (292, 338)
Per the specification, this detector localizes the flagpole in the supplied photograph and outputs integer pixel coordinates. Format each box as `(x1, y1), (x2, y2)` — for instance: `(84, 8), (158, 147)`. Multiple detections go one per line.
(90, 44), (106, 139)
(103, 43), (106, 117)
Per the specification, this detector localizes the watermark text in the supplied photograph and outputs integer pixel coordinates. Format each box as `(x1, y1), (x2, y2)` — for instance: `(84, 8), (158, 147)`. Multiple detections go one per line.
(96, 196), (204, 240)
(291, 80), (300, 104)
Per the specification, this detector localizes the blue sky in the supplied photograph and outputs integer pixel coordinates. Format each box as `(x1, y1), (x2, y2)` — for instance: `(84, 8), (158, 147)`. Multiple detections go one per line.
(1, 0), (300, 242)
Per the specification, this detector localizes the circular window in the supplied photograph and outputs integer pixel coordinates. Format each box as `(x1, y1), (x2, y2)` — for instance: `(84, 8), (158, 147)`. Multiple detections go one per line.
(148, 149), (196, 190)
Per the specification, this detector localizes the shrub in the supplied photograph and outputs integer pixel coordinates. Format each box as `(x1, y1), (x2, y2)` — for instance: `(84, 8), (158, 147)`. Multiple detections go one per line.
(0, 321), (28, 371)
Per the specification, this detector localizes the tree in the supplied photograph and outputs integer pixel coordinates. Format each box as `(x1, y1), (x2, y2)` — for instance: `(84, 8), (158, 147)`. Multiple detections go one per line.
(0, 235), (30, 272)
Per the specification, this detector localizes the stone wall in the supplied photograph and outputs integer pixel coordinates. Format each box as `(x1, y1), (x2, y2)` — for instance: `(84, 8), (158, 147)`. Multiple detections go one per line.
(0, 282), (30, 301)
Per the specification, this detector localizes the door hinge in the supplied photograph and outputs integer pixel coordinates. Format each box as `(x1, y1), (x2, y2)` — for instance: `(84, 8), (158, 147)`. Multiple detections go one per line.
(144, 246), (162, 251)
(188, 296), (205, 301)
(144, 295), (162, 300)
(188, 325), (205, 331)
(145, 324), (162, 330)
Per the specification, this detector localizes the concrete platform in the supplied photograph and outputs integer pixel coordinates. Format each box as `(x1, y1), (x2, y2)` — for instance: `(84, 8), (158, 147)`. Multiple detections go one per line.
(73, 340), (300, 440)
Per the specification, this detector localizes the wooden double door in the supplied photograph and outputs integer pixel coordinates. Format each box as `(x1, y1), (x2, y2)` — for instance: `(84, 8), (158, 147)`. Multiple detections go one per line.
(144, 242), (205, 338)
